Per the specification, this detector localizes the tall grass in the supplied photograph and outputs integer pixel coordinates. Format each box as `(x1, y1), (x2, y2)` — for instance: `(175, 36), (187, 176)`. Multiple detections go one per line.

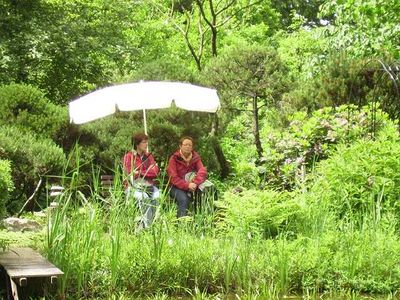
(41, 139), (400, 299)
(46, 189), (400, 298)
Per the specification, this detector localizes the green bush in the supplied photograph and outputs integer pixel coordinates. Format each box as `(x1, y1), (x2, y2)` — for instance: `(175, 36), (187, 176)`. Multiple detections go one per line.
(0, 159), (14, 218)
(220, 103), (397, 191)
(149, 123), (180, 166)
(306, 134), (400, 227)
(219, 189), (303, 238)
(0, 83), (69, 142)
(261, 104), (396, 190)
(284, 55), (400, 117)
(220, 114), (260, 188)
(76, 116), (136, 168)
(0, 125), (66, 214)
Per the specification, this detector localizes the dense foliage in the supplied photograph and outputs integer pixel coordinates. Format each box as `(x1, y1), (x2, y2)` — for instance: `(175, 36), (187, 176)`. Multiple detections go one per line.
(261, 104), (396, 190)
(0, 125), (66, 214)
(308, 134), (400, 226)
(1, 0), (400, 298)
(320, 0), (400, 58)
(218, 189), (302, 238)
(0, 83), (68, 142)
(0, 159), (14, 218)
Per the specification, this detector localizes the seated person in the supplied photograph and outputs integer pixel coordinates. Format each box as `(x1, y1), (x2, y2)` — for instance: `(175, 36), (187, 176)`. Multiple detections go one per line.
(167, 136), (207, 218)
(123, 132), (159, 229)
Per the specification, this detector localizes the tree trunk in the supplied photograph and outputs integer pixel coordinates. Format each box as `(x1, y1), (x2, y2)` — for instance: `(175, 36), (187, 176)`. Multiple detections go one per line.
(211, 26), (217, 56)
(252, 95), (263, 160)
(210, 113), (230, 178)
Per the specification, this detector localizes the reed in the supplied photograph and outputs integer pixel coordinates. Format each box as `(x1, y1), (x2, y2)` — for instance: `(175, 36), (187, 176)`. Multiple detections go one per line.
(41, 142), (400, 299)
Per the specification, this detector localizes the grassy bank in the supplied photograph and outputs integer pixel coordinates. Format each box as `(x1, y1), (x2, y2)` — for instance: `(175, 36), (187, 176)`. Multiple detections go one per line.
(44, 185), (400, 299)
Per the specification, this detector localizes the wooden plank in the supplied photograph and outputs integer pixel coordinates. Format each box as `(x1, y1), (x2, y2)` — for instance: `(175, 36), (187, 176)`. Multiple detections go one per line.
(7, 268), (63, 278)
(0, 247), (63, 279)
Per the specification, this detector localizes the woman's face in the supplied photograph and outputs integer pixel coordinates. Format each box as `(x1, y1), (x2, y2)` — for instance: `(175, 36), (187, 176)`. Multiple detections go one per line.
(137, 139), (148, 153)
(180, 139), (193, 156)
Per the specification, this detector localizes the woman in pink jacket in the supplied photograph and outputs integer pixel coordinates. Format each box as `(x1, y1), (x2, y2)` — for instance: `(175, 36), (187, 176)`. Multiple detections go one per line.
(123, 132), (160, 230)
(167, 136), (207, 218)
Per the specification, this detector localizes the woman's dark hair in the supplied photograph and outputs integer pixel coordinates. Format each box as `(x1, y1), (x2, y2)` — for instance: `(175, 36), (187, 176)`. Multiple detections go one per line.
(179, 136), (194, 145)
(132, 132), (148, 149)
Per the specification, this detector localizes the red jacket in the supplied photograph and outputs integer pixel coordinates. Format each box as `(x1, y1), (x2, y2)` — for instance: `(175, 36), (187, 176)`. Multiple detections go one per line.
(167, 150), (207, 191)
(123, 151), (159, 188)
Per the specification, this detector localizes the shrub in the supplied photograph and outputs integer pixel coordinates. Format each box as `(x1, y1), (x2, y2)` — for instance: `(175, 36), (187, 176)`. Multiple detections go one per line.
(148, 123), (180, 166)
(306, 134), (400, 227)
(219, 189), (303, 238)
(220, 114), (260, 188)
(76, 115), (136, 168)
(284, 54), (400, 117)
(0, 83), (69, 142)
(219, 104), (397, 191)
(0, 125), (66, 214)
(0, 159), (14, 218)
(261, 104), (397, 190)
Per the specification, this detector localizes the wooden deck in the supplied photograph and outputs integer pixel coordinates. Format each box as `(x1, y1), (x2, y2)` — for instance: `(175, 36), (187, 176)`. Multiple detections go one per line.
(0, 247), (63, 299)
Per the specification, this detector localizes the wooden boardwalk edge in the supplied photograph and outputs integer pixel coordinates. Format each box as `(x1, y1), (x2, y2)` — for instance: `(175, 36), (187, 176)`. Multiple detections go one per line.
(0, 247), (63, 299)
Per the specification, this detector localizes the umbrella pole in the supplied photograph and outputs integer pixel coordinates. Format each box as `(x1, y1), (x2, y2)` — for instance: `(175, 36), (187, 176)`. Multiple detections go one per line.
(143, 109), (149, 151)
(143, 109), (147, 135)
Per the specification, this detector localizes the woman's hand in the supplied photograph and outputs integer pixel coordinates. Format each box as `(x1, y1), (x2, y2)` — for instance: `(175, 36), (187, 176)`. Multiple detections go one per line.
(188, 182), (197, 192)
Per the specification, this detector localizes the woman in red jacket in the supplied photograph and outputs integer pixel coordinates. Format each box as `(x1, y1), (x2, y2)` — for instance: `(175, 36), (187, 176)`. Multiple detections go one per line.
(123, 132), (160, 230)
(167, 136), (207, 217)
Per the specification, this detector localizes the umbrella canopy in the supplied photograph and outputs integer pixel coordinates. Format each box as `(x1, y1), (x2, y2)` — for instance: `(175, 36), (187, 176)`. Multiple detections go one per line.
(69, 81), (220, 126)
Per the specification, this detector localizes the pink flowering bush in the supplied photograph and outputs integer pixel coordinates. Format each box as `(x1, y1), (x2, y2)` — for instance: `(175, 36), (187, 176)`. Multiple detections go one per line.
(261, 104), (396, 190)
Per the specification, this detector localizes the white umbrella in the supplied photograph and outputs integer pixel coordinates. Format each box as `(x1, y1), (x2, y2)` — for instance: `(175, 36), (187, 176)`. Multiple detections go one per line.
(69, 81), (220, 134)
